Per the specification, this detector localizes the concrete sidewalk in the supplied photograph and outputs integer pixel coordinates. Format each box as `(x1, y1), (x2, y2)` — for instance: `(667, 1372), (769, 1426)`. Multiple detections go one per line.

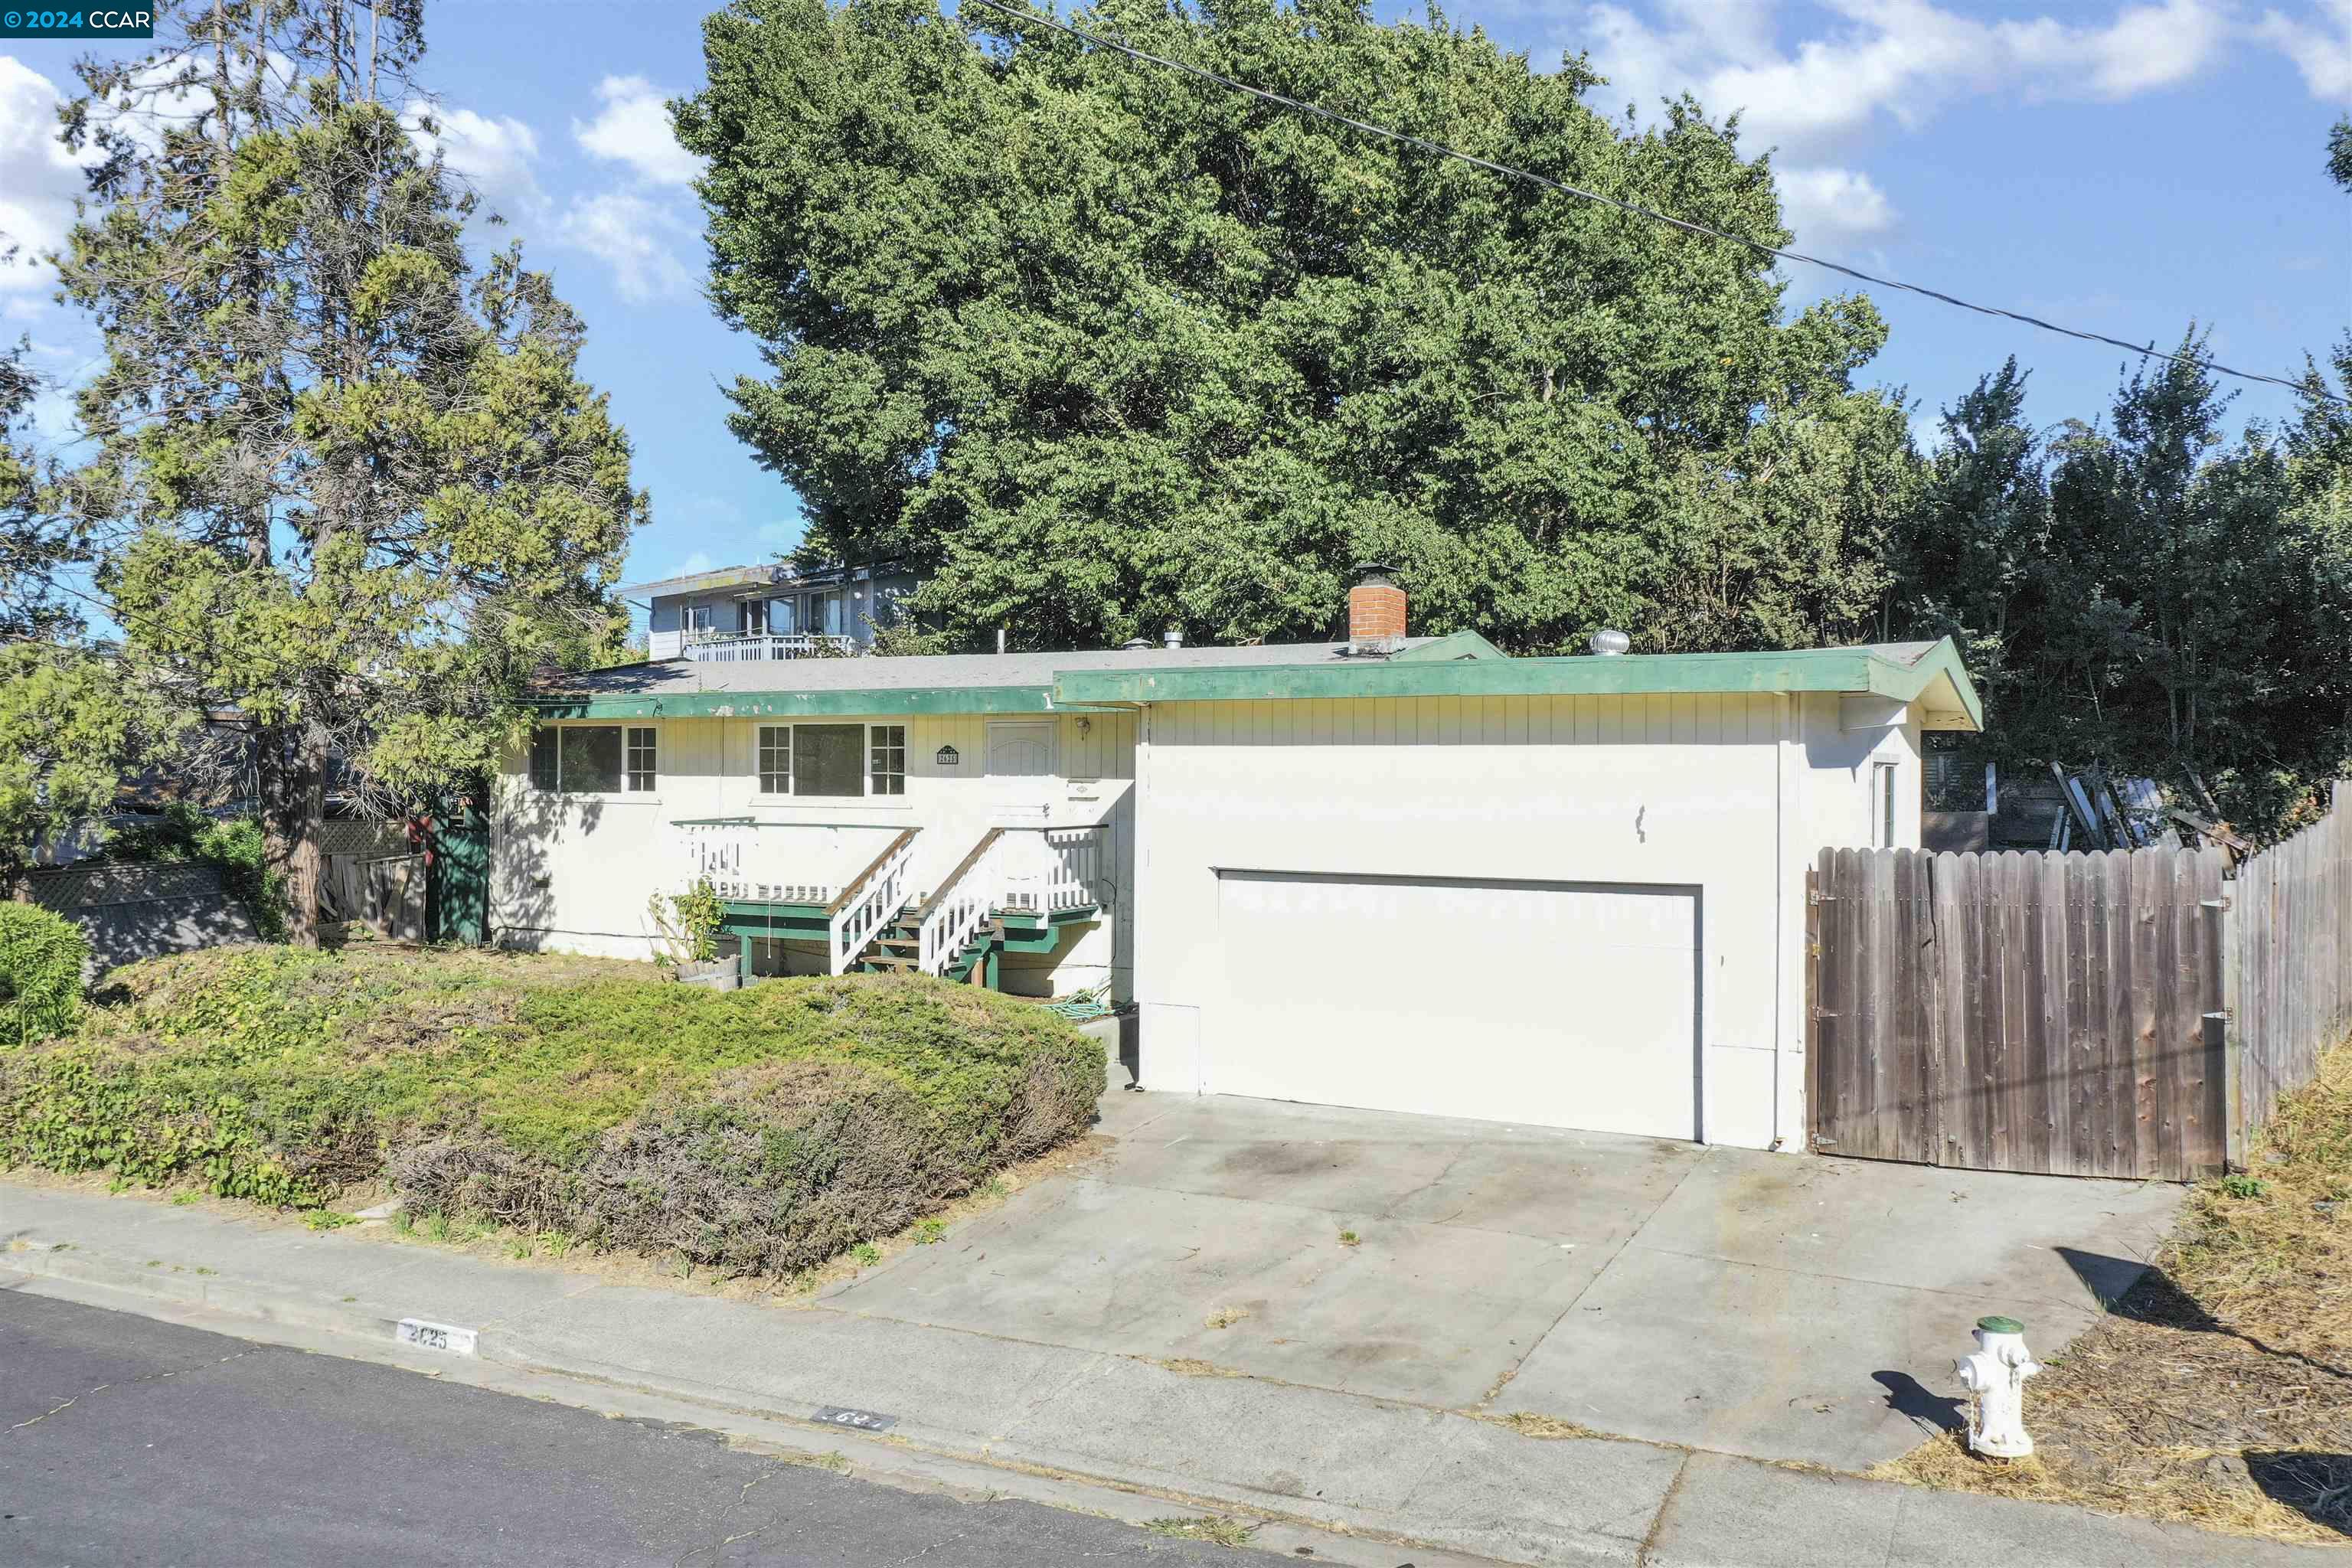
(1, 1180), (2331, 1567)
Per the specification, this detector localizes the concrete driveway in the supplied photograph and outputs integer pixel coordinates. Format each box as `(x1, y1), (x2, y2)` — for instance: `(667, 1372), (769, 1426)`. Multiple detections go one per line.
(820, 1089), (2183, 1471)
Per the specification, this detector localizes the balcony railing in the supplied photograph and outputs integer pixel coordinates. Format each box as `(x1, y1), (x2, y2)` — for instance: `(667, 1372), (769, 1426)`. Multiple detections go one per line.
(656, 629), (857, 662)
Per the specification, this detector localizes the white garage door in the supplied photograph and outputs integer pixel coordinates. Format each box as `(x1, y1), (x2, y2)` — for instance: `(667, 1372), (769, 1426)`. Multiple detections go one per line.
(1213, 872), (1699, 1139)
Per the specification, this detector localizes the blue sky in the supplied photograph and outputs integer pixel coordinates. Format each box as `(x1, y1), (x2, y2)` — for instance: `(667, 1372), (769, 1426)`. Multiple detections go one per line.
(3, 0), (2347, 598)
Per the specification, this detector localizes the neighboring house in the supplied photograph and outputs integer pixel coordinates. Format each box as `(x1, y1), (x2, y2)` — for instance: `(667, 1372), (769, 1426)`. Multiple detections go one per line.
(625, 560), (922, 662)
(506, 570), (1982, 1153)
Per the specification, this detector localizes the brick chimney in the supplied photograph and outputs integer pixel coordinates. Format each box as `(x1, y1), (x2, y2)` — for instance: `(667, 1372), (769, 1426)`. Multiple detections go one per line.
(1348, 563), (1406, 655)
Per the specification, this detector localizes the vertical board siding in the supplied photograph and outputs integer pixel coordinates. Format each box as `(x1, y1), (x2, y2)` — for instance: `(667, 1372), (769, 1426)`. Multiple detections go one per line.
(2233, 787), (2352, 1145)
(1811, 844), (2229, 1180)
(1814, 793), (2352, 1181)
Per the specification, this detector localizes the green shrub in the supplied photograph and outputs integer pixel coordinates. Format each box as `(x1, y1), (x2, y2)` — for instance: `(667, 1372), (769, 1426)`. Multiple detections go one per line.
(105, 805), (289, 942)
(0, 947), (1104, 1271)
(0, 903), (88, 1047)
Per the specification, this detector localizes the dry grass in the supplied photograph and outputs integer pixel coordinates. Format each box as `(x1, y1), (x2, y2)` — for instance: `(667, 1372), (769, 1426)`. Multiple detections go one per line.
(1486, 1411), (1605, 1442)
(1877, 1041), (2352, 1547)
(1141, 1515), (1259, 1548)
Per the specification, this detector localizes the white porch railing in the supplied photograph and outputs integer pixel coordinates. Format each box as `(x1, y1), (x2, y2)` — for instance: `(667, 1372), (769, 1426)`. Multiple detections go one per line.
(826, 828), (920, 975)
(916, 829), (1011, 975)
(1008, 825), (1111, 913)
(914, 826), (1110, 975)
(675, 822), (836, 904)
(683, 631), (857, 663)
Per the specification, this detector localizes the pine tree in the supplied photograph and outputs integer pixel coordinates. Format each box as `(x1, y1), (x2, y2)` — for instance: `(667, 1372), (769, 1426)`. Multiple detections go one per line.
(56, 0), (646, 940)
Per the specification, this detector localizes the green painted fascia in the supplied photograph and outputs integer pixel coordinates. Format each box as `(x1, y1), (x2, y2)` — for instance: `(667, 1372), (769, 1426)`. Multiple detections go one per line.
(532, 685), (1060, 720)
(1861, 640), (1984, 730)
(1051, 637), (1982, 729)
(542, 637), (1984, 729)
(1392, 629), (1508, 662)
(721, 900), (828, 925)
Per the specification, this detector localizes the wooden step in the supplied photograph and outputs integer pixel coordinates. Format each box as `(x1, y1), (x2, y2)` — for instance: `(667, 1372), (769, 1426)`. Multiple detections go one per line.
(861, 954), (919, 972)
(873, 936), (920, 952)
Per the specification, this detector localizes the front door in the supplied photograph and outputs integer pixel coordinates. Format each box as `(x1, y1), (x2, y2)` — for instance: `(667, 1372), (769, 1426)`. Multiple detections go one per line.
(985, 721), (1057, 818)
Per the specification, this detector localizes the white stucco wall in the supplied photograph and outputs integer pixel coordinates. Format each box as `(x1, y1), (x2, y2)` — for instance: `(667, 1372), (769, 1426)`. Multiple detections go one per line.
(1126, 690), (1926, 1152)
(492, 710), (1136, 995)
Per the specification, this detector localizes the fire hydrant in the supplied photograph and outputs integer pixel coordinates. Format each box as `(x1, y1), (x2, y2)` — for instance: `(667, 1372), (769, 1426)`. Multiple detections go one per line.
(1955, 1315), (2041, 1459)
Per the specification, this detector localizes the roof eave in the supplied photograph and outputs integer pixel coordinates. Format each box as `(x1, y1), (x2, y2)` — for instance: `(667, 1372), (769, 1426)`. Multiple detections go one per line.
(1864, 639), (1984, 731)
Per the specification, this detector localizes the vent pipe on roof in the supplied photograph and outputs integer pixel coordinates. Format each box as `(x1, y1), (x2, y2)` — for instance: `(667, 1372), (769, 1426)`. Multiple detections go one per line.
(1121, 638), (1154, 652)
(1164, 626), (1184, 651)
(1588, 629), (1631, 656)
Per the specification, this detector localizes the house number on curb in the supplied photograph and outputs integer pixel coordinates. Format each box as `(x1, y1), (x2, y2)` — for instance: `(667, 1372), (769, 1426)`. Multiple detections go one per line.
(395, 1318), (479, 1356)
(812, 1405), (897, 1432)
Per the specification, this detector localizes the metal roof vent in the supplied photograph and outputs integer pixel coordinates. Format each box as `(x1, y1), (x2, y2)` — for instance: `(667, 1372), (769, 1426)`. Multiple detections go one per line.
(1163, 626), (1184, 650)
(1588, 629), (1631, 656)
(1121, 638), (1154, 652)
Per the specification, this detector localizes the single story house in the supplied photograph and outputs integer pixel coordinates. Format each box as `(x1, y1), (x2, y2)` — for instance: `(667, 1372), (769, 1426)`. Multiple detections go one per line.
(508, 573), (1981, 1152)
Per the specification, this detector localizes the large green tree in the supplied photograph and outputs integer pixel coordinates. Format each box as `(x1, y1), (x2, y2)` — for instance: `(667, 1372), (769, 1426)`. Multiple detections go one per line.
(0, 338), (177, 873)
(1886, 331), (2352, 838)
(54, 0), (645, 939)
(676, 0), (1911, 653)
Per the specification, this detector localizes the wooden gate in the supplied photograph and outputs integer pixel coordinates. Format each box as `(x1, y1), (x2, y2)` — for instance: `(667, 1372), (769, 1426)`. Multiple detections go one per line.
(1808, 845), (2228, 1181)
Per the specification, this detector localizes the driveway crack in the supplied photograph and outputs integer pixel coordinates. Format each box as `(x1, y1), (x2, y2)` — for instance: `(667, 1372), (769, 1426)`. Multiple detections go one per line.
(1633, 1451), (1694, 1565)
(1478, 1152), (1712, 1409)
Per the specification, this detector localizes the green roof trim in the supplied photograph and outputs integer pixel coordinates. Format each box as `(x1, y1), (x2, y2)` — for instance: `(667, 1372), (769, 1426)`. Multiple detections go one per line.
(530, 635), (1982, 730)
(1051, 637), (1983, 730)
(531, 685), (1072, 720)
(1390, 629), (1508, 662)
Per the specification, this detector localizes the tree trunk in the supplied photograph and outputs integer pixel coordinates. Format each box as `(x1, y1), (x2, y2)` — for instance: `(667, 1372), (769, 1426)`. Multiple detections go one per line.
(258, 720), (331, 946)
(283, 724), (331, 946)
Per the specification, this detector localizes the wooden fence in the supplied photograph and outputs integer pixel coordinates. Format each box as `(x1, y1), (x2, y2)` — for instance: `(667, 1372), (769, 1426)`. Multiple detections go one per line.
(2232, 784), (2352, 1145)
(1808, 844), (2228, 1181)
(1812, 788), (2352, 1180)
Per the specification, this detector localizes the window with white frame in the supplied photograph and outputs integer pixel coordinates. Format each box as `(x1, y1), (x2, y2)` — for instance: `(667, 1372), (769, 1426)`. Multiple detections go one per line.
(1872, 760), (1899, 848)
(528, 725), (658, 795)
(870, 724), (906, 795)
(755, 722), (906, 798)
(684, 603), (713, 633)
(758, 725), (791, 794)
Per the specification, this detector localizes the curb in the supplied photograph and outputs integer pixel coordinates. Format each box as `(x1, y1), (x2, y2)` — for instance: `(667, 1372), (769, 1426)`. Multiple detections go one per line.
(4, 1235), (1514, 1568)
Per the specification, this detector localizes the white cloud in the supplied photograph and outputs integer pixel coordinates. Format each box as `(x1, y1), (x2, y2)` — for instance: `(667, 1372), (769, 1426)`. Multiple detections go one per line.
(0, 56), (102, 293)
(671, 550), (716, 579)
(2255, 2), (2352, 100)
(1582, 0), (2236, 162)
(573, 75), (703, 188)
(559, 190), (695, 302)
(1775, 165), (1898, 247)
(411, 103), (547, 227)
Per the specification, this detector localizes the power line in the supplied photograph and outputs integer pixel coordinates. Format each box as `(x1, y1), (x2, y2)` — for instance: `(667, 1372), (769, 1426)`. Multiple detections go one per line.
(963, 0), (2346, 408)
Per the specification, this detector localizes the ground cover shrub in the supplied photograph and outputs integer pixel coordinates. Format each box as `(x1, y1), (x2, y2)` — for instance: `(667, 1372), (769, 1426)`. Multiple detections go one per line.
(0, 903), (89, 1047)
(0, 946), (1103, 1272)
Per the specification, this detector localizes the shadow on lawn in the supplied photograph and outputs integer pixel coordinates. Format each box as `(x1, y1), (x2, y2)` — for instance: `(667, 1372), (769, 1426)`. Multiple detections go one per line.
(2246, 1452), (2352, 1538)
(2058, 1246), (2352, 1383)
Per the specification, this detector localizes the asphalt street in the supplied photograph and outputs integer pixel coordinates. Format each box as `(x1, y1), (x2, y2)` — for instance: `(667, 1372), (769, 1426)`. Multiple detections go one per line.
(0, 1289), (1276, 1567)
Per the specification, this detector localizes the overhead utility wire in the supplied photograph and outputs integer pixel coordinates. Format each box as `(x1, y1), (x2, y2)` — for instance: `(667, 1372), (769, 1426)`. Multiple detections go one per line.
(965, 0), (2345, 407)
